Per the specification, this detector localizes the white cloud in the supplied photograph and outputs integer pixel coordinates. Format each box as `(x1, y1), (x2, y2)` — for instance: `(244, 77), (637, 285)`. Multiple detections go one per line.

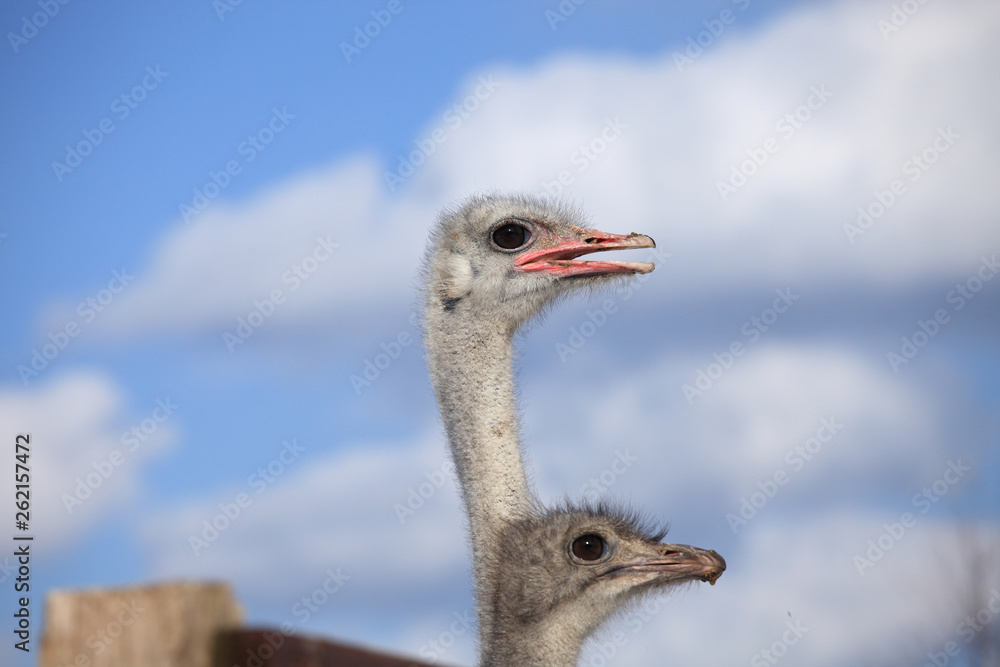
(595, 512), (1000, 667)
(142, 431), (468, 610)
(138, 428), (484, 658)
(0, 372), (175, 551)
(72, 0), (999, 341)
(511, 341), (992, 664)
(87, 157), (400, 339)
(133, 340), (981, 664)
(524, 343), (943, 518)
(37, 0), (997, 664)
(141, 426), (994, 665)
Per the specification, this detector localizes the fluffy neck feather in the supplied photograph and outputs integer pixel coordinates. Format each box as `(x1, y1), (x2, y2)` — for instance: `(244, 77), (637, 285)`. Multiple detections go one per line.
(424, 304), (534, 643)
(481, 612), (594, 667)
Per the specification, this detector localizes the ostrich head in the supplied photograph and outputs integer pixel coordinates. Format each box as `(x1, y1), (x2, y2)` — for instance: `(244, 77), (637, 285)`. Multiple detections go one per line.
(424, 193), (655, 330)
(481, 504), (725, 666)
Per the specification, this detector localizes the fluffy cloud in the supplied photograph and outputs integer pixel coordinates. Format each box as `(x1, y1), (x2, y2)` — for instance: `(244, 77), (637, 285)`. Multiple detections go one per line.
(76, 0), (999, 341)
(135, 338), (990, 662)
(524, 343), (944, 518)
(596, 512), (1000, 667)
(512, 341), (992, 664)
(142, 431), (468, 618)
(43, 0), (998, 664)
(0, 372), (175, 551)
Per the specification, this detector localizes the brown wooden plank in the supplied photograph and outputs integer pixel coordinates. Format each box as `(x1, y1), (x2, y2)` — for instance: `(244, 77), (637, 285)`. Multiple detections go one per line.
(216, 628), (442, 667)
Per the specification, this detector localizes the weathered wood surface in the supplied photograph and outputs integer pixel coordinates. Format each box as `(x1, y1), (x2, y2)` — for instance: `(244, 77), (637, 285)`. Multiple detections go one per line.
(40, 580), (243, 667)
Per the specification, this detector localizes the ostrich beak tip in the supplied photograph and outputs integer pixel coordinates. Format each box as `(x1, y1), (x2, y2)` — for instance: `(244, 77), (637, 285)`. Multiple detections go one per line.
(602, 544), (726, 585)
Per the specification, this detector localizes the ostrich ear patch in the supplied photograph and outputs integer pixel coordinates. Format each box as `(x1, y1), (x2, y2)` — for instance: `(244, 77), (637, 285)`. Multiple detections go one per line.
(440, 254), (474, 300)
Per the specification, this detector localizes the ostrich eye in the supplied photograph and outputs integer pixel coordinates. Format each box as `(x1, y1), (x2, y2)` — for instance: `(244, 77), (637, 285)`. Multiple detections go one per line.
(492, 222), (530, 250)
(571, 534), (606, 561)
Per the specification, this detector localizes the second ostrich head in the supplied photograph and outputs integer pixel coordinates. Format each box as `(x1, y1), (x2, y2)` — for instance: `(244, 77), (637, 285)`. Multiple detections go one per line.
(480, 503), (725, 666)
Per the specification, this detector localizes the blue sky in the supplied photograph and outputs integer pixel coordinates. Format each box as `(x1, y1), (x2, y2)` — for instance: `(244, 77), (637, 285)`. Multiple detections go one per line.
(2, 1), (999, 666)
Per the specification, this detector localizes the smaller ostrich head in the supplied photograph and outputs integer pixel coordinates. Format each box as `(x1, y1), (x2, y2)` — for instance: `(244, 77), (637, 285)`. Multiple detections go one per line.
(481, 504), (725, 666)
(424, 193), (655, 331)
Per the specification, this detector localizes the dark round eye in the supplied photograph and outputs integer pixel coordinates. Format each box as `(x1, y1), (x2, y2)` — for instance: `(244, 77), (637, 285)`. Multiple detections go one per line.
(492, 222), (530, 250)
(571, 534), (606, 561)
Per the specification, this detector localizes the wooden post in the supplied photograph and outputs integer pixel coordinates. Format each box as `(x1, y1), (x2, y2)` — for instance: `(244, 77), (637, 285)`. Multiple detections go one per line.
(40, 580), (243, 667)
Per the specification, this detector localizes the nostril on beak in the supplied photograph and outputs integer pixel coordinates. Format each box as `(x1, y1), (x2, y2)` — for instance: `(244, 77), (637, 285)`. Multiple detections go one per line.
(660, 549), (681, 557)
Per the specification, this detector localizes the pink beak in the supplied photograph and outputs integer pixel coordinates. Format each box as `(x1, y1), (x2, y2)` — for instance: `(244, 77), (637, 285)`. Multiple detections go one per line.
(514, 229), (656, 278)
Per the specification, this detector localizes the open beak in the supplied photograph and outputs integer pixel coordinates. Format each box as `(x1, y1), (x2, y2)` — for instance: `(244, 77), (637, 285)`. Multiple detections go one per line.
(514, 228), (656, 278)
(601, 544), (726, 585)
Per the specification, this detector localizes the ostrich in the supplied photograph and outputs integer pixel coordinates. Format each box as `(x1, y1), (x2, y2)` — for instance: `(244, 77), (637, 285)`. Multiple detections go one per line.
(481, 503), (724, 666)
(422, 193), (724, 664)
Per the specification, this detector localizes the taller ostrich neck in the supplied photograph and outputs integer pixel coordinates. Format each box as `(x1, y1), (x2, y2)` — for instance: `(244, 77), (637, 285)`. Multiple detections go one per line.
(425, 314), (532, 538)
(424, 309), (533, 647)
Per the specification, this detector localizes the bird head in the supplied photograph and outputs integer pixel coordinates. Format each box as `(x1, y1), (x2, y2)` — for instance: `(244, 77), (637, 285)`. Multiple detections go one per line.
(424, 193), (655, 329)
(487, 504), (725, 643)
